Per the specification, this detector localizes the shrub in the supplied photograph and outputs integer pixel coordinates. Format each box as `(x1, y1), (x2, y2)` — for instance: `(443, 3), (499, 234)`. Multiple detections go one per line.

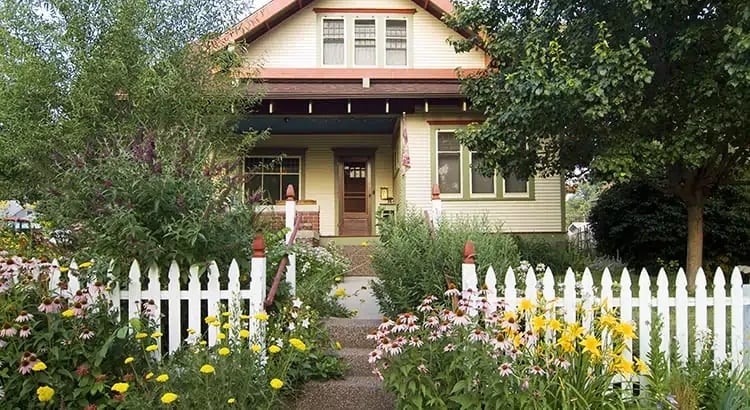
(513, 235), (593, 273)
(293, 244), (350, 318)
(589, 179), (750, 272)
(371, 211), (519, 317)
(369, 287), (644, 408)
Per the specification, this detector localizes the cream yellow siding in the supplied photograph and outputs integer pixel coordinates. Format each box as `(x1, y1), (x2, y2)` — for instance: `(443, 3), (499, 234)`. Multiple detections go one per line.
(254, 134), (393, 236)
(242, 0), (486, 69)
(402, 113), (564, 233)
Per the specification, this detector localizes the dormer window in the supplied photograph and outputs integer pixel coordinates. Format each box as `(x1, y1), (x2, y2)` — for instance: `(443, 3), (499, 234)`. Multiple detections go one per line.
(354, 19), (376, 66)
(385, 19), (407, 66)
(322, 18), (345, 65)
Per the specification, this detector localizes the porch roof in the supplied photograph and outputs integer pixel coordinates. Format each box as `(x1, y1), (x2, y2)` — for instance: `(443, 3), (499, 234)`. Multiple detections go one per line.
(250, 79), (462, 99)
(238, 115), (398, 135)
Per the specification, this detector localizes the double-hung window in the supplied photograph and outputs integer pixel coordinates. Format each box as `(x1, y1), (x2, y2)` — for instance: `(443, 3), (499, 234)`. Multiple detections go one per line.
(385, 19), (407, 66)
(246, 156), (301, 203)
(470, 152), (495, 196)
(503, 174), (529, 196)
(354, 19), (376, 66)
(436, 131), (462, 195)
(322, 18), (345, 65)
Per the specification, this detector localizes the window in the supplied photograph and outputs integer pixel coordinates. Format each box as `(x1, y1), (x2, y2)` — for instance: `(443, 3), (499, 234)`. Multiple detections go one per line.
(504, 174), (529, 195)
(385, 19), (407, 66)
(437, 131), (461, 194)
(246, 156), (301, 203)
(470, 153), (495, 195)
(354, 19), (376, 66)
(322, 19), (345, 65)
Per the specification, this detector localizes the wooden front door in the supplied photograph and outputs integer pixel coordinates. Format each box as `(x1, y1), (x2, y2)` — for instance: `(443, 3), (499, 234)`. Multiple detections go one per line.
(338, 157), (371, 236)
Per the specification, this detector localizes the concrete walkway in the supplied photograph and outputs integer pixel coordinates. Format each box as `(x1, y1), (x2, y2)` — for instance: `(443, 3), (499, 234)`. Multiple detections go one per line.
(335, 276), (382, 319)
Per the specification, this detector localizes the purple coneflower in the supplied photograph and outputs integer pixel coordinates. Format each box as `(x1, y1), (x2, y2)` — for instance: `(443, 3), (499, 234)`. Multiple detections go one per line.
(498, 363), (513, 377)
(444, 284), (460, 297)
(368, 350), (382, 364)
(468, 328), (489, 344)
(0, 322), (17, 338)
(529, 365), (546, 376)
(443, 343), (456, 352)
(38, 298), (56, 313)
(451, 310), (471, 326)
(14, 311), (33, 323)
(80, 329), (95, 340)
(19, 325), (31, 338)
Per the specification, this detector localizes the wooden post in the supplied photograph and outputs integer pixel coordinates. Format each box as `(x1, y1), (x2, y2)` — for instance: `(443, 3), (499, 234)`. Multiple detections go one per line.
(431, 184), (442, 228)
(743, 281), (750, 368)
(462, 240), (477, 293)
(250, 234), (267, 345)
(285, 184), (296, 295)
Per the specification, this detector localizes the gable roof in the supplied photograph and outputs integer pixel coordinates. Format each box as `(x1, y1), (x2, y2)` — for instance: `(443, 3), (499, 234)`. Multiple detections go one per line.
(211, 0), (455, 51)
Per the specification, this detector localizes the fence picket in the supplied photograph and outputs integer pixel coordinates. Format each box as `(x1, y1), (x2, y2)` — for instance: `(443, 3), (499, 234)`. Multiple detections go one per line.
(504, 267), (517, 311)
(524, 267), (537, 303)
(694, 268), (708, 356)
(68, 260), (80, 296)
(167, 261), (181, 354)
(542, 267), (555, 305)
(656, 269), (670, 362)
(563, 268), (576, 324)
(675, 269), (689, 363)
(128, 260), (142, 320)
(146, 264), (162, 358)
(600, 268), (613, 308)
(187, 265), (201, 339)
(714, 267), (727, 363)
(227, 259), (241, 340)
(49, 260), (61, 292)
(206, 262), (221, 346)
(638, 269), (651, 368)
(485, 266), (498, 312)
(619, 268), (633, 362)
(730, 267), (743, 369)
(580, 268), (594, 329)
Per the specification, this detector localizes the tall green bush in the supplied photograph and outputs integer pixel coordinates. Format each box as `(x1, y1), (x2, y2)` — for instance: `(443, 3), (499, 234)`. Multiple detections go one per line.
(370, 211), (519, 317)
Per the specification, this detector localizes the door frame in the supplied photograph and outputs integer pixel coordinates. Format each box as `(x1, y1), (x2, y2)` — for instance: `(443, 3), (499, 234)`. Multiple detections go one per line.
(333, 147), (377, 236)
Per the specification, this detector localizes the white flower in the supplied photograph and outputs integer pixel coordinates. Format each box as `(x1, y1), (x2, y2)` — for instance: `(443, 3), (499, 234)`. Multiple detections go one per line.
(287, 322), (296, 331)
(498, 363), (513, 376)
(292, 298), (303, 309)
(301, 318), (310, 329)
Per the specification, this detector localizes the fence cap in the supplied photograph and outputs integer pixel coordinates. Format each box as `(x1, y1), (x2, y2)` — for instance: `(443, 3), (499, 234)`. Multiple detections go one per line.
(252, 233), (265, 257)
(432, 184), (440, 200)
(463, 240), (475, 264)
(286, 184), (295, 201)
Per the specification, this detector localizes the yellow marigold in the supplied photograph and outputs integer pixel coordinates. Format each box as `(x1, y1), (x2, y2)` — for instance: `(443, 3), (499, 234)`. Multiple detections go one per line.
(227, 398), (236, 404)
(580, 335), (602, 357)
(251, 344), (262, 353)
(161, 392), (178, 404)
(216, 332), (226, 340)
(156, 374), (169, 382)
(219, 347), (231, 356)
(239, 329), (250, 339)
(334, 288), (346, 298)
(36, 385), (54, 402)
(270, 378), (284, 389)
(531, 315), (547, 332)
(254, 312), (269, 321)
(111, 382), (129, 394)
(204, 315), (217, 324)
(78, 261), (93, 269)
(518, 298), (534, 313)
(200, 364), (215, 374)
(615, 322), (637, 340)
(222, 323), (231, 330)
(268, 345), (281, 354)
(289, 338), (306, 352)
(32, 361), (47, 371)
(145, 372), (154, 380)
(145, 344), (158, 352)
(151, 331), (163, 338)
(124, 357), (134, 365)
(135, 332), (148, 340)
(61, 309), (75, 318)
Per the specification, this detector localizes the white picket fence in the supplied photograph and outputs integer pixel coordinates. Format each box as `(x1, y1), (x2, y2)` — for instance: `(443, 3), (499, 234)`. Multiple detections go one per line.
(460, 254), (750, 370)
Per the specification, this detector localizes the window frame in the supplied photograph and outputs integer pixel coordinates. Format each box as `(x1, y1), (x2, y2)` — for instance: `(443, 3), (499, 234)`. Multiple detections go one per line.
(384, 18), (408, 67)
(321, 17), (347, 67)
(245, 155), (304, 204)
(469, 151), (496, 198)
(435, 129), (464, 198)
(353, 18), (377, 67)
(502, 174), (530, 198)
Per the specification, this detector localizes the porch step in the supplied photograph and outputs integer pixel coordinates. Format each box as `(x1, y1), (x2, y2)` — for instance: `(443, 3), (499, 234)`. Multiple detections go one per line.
(325, 318), (380, 349)
(335, 276), (382, 320)
(340, 244), (376, 277)
(339, 347), (375, 377)
(291, 376), (395, 410)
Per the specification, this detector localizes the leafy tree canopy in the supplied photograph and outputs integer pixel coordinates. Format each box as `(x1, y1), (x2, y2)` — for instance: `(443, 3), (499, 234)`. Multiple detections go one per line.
(447, 0), (750, 286)
(0, 0), (258, 200)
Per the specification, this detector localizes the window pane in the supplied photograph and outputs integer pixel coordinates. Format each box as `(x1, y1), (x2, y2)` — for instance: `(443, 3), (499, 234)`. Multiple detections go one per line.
(281, 158), (299, 174)
(504, 174), (528, 193)
(386, 48), (406, 66)
(437, 132), (459, 151)
(438, 153), (461, 194)
(323, 19), (344, 65)
(386, 20), (407, 66)
(323, 19), (344, 36)
(263, 174), (281, 203)
(386, 20), (406, 37)
(471, 157), (494, 194)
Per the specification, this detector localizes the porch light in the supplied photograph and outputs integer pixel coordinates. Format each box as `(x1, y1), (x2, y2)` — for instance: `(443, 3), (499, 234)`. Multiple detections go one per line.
(380, 187), (389, 200)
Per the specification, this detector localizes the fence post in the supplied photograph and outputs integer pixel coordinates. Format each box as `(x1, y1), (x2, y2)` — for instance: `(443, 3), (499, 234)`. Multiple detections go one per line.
(285, 184), (296, 296)
(744, 282), (750, 368)
(462, 240), (477, 293)
(249, 234), (267, 345)
(431, 184), (441, 228)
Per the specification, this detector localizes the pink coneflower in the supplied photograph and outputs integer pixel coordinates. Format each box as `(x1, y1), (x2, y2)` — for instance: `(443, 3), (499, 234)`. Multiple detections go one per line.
(507, 348), (521, 360)
(417, 303), (433, 313)
(405, 322), (419, 333)
(424, 316), (439, 328)
(554, 357), (571, 370)
(422, 295), (437, 304)
(142, 300), (157, 319)
(392, 318), (407, 333)
(80, 329), (95, 340)
(366, 330), (382, 341)
(417, 364), (429, 374)
(500, 317), (520, 333)
(89, 281), (105, 297)
(444, 284), (460, 297)
(385, 341), (402, 356)
(38, 298), (56, 313)
(498, 363), (513, 377)
(75, 364), (90, 376)
(451, 310), (471, 326)
(0, 322), (17, 337)
(18, 359), (33, 375)
(72, 302), (85, 317)
(491, 333), (512, 351)
(485, 313), (500, 326)
(19, 325), (31, 338)
(409, 337), (423, 348)
(52, 298), (62, 313)
(379, 317), (394, 331)
(428, 331), (440, 342)
(73, 290), (87, 303)
(529, 365), (546, 376)
(443, 343), (456, 352)
(372, 368), (384, 381)
(468, 328), (489, 344)
(438, 321), (452, 333)
(368, 350), (382, 364)
(439, 308), (454, 321)
(14, 311), (33, 323)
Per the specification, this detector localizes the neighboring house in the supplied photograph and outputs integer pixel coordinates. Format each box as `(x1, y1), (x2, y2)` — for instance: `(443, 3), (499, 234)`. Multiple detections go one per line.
(215, 0), (565, 239)
(1, 200), (39, 231)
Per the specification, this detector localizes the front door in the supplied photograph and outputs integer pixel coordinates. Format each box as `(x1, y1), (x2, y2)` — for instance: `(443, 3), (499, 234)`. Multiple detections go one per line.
(338, 157), (371, 236)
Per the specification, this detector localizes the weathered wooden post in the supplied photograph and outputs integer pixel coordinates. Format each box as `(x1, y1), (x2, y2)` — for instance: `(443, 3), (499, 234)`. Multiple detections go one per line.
(285, 184), (296, 295)
(431, 184), (442, 228)
(250, 234), (267, 345)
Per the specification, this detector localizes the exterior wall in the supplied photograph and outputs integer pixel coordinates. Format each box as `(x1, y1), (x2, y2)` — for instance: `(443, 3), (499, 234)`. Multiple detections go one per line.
(254, 134), (394, 236)
(257, 205), (321, 246)
(402, 112), (565, 233)
(242, 0), (486, 69)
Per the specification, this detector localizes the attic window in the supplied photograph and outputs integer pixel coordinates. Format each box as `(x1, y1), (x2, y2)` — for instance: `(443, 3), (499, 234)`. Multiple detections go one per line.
(385, 19), (407, 66)
(354, 19), (376, 66)
(322, 18), (345, 65)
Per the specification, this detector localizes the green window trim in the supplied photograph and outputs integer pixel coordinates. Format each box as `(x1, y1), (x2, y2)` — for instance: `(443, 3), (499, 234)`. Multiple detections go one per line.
(430, 128), (535, 201)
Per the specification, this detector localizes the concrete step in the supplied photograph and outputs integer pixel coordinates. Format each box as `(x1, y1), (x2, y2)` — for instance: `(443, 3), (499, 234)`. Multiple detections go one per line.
(335, 276), (382, 320)
(326, 318), (381, 349)
(340, 245), (376, 277)
(338, 347), (374, 377)
(291, 376), (395, 410)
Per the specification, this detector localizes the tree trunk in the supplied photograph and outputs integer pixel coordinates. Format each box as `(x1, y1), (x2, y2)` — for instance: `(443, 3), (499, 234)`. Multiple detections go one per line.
(686, 204), (704, 292)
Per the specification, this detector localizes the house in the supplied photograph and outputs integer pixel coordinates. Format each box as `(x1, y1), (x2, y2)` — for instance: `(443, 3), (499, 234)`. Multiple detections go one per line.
(216, 0), (565, 241)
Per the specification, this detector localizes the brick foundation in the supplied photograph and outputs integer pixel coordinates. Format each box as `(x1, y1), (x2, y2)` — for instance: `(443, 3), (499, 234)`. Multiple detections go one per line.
(257, 204), (320, 246)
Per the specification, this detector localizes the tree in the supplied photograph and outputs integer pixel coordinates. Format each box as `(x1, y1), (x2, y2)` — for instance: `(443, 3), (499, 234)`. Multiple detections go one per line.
(565, 179), (605, 226)
(446, 0), (750, 289)
(0, 0), (257, 200)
